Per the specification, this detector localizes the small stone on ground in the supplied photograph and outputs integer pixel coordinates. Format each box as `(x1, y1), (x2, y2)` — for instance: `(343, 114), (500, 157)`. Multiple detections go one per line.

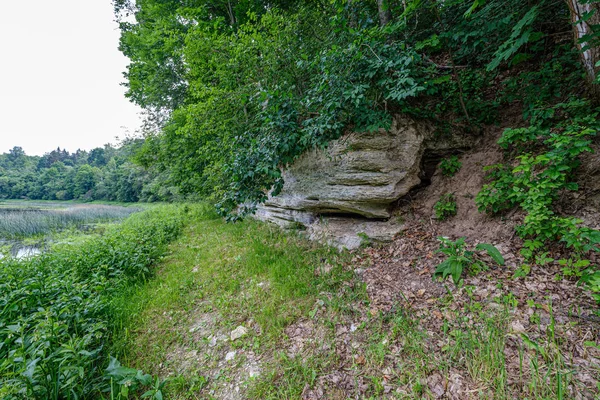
(230, 325), (248, 341)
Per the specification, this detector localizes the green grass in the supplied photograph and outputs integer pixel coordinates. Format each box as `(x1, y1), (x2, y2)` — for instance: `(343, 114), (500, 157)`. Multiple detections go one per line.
(112, 210), (593, 399)
(112, 207), (353, 398)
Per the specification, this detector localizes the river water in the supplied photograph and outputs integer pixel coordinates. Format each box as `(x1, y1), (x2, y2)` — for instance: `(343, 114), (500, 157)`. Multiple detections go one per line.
(0, 240), (42, 260)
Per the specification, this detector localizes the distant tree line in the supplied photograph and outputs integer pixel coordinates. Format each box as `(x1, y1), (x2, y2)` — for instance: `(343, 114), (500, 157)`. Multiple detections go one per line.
(0, 140), (180, 202)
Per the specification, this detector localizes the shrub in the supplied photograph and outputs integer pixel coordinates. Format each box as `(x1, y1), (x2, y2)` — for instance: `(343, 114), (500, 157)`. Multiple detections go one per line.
(476, 99), (599, 247)
(475, 98), (600, 301)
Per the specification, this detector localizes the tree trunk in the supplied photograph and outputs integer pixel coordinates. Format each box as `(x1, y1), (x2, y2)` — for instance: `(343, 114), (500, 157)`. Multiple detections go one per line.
(566, 0), (600, 100)
(376, 0), (392, 26)
(227, 1), (237, 27)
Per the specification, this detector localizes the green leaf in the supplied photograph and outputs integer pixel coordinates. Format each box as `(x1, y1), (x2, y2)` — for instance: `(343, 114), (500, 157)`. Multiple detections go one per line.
(464, 0), (486, 18)
(450, 261), (463, 284)
(521, 333), (539, 350)
(487, 6), (540, 71)
(475, 243), (505, 266)
(136, 370), (153, 385)
(580, 9), (597, 23)
(22, 358), (39, 381)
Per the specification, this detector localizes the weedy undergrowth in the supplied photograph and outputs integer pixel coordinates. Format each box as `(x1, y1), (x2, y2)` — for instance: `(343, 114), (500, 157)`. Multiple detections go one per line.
(475, 98), (600, 300)
(0, 205), (191, 399)
(434, 193), (457, 220)
(439, 155), (462, 177)
(106, 357), (167, 400)
(434, 237), (505, 284)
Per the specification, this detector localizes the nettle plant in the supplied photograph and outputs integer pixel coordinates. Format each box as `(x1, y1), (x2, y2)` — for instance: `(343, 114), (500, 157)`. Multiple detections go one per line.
(475, 98), (600, 297)
(434, 237), (505, 284)
(106, 357), (167, 400)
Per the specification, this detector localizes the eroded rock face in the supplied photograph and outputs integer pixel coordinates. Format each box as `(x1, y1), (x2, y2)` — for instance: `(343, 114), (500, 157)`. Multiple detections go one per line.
(263, 116), (432, 219)
(255, 114), (470, 249)
(307, 217), (404, 250)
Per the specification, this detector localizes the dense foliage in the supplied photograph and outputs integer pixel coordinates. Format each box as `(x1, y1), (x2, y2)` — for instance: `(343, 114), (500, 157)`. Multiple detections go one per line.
(0, 205), (188, 399)
(114, 0), (597, 218)
(475, 98), (600, 296)
(476, 98), (600, 249)
(0, 141), (179, 203)
(113, 0), (600, 299)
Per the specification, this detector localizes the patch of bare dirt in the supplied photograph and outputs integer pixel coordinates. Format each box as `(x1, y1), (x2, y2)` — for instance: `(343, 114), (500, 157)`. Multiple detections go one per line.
(285, 318), (328, 357)
(160, 307), (266, 400)
(403, 129), (517, 245)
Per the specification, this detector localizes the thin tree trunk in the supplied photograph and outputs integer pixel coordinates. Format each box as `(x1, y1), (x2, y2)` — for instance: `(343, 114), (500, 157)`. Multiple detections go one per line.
(566, 0), (600, 100)
(376, 0), (392, 26)
(227, 0), (237, 27)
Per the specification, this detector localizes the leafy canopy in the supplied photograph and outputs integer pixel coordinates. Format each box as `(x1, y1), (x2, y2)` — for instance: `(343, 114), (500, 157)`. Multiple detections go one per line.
(114, 0), (589, 218)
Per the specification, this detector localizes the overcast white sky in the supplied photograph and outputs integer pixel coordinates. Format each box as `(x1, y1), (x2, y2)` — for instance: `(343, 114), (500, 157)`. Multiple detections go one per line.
(0, 1), (142, 156)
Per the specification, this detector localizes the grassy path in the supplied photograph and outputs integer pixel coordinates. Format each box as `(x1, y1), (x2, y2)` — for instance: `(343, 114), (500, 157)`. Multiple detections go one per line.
(115, 208), (353, 398)
(117, 208), (599, 399)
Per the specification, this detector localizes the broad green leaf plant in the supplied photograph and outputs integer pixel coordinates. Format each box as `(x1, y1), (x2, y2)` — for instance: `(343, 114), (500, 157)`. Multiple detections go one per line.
(434, 237), (505, 284)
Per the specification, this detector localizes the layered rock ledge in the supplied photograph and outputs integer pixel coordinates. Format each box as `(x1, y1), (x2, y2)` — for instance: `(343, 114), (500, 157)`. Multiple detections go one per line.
(255, 115), (470, 249)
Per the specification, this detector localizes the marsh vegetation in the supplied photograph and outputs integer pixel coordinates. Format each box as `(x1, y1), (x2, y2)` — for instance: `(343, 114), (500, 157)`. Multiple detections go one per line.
(0, 201), (141, 262)
(0, 201), (139, 239)
(0, 204), (189, 399)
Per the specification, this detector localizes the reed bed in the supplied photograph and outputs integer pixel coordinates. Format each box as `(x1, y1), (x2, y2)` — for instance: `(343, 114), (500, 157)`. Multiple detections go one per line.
(0, 205), (139, 238)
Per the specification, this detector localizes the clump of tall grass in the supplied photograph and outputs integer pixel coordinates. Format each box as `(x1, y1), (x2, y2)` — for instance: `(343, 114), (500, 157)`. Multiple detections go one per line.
(0, 205), (192, 399)
(0, 205), (139, 238)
